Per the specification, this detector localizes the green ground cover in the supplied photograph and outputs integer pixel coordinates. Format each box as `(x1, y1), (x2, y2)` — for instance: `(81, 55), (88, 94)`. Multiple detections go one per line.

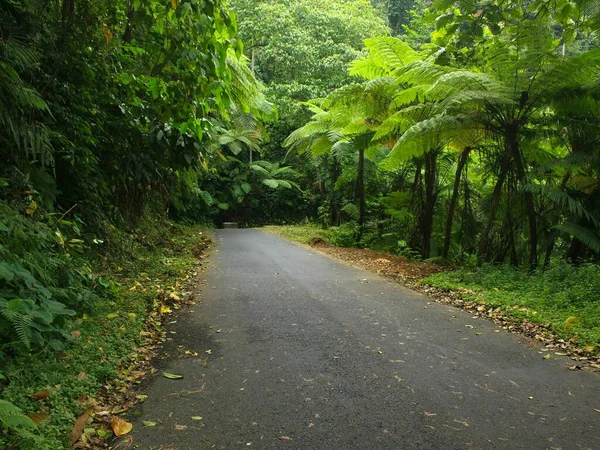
(0, 220), (207, 449)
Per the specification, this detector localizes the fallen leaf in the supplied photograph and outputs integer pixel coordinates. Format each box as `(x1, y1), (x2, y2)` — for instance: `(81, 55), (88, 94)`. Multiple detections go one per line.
(564, 316), (581, 329)
(30, 391), (50, 400)
(70, 410), (91, 445)
(543, 354), (552, 360)
(162, 372), (184, 380)
(71, 330), (81, 338)
(174, 424), (187, 430)
(205, 349), (212, 355)
(308, 423), (315, 428)
(169, 292), (181, 301)
(77, 372), (87, 380)
(279, 436), (293, 441)
(160, 305), (172, 314)
(106, 313), (119, 319)
(136, 395), (148, 401)
(25, 201), (37, 215)
(594, 409), (600, 413)
(191, 416), (203, 421)
(111, 416), (133, 436)
(143, 421), (157, 427)
(28, 413), (50, 425)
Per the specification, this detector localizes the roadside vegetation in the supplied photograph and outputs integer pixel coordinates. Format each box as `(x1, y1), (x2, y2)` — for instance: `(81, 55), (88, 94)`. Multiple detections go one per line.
(2, 0), (600, 446)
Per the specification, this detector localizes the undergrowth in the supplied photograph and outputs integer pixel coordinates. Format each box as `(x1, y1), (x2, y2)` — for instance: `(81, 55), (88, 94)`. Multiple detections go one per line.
(263, 224), (333, 245)
(423, 263), (600, 347)
(0, 205), (207, 449)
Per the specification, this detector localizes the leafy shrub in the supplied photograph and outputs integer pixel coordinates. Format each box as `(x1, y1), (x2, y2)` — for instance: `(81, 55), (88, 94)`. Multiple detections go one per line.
(0, 202), (100, 355)
(328, 223), (360, 247)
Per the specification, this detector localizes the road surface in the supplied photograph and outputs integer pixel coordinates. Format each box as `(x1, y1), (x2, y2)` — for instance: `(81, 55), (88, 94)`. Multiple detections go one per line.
(126, 229), (600, 449)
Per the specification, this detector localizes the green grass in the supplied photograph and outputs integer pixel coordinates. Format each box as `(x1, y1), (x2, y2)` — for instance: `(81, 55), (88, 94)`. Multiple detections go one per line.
(0, 221), (207, 449)
(263, 224), (333, 245)
(423, 263), (600, 348)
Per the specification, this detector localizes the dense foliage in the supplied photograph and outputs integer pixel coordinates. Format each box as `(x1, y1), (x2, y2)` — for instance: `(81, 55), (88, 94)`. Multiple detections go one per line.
(284, 0), (600, 270)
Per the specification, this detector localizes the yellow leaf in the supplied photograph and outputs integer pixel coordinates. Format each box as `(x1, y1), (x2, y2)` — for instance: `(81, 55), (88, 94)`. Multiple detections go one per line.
(201, 160), (208, 170)
(160, 305), (172, 314)
(216, 150), (227, 161)
(127, 313), (137, 319)
(564, 316), (581, 329)
(25, 201), (37, 215)
(171, 0), (177, 8)
(584, 344), (595, 353)
(111, 417), (133, 436)
(106, 313), (119, 319)
(169, 292), (181, 301)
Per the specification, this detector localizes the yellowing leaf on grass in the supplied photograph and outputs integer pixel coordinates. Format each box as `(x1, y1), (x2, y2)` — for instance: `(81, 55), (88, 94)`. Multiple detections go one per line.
(28, 413), (50, 425)
(111, 416), (133, 436)
(70, 410), (91, 445)
(160, 305), (172, 314)
(25, 201), (37, 215)
(127, 312), (137, 319)
(584, 344), (595, 353)
(162, 372), (183, 380)
(143, 421), (157, 427)
(169, 292), (181, 301)
(564, 316), (581, 329)
(106, 313), (119, 319)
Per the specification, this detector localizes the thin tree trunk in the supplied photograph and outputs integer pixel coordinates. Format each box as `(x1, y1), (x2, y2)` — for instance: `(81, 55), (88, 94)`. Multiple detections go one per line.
(507, 128), (538, 270)
(421, 150), (438, 259)
(442, 147), (470, 259)
(123, 0), (136, 43)
(329, 154), (340, 226)
(357, 148), (365, 240)
(478, 151), (511, 259)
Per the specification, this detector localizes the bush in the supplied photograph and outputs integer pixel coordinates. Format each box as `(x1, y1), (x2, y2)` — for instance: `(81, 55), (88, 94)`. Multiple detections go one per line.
(328, 223), (360, 247)
(0, 202), (101, 355)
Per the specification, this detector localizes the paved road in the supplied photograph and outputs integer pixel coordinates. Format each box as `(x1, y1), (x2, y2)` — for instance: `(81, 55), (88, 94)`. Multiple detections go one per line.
(127, 229), (600, 450)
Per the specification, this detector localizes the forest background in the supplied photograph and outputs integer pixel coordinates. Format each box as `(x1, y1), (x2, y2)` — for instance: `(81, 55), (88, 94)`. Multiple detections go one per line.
(1, 0), (599, 447)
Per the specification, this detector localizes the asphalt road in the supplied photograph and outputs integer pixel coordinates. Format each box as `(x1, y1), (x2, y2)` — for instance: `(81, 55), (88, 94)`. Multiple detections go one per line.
(127, 229), (600, 450)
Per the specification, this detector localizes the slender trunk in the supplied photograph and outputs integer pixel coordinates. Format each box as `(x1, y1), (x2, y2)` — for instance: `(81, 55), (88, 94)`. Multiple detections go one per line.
(442, 147), (470, 259)
(421, 150), (438, 259)
(123, 0), (135, 43)
(329, 154), (340, 226)
(478, 151), (511, 259)
(506, 127), (538, 269)
(357, 148), (365, 240)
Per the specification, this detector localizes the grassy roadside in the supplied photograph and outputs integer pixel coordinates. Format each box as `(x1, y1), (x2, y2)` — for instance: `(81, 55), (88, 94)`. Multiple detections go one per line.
(263, 224), (332, 245)
(265, 224), (600, 354)
(0, 220), (209, 449)
(423, 264), (600, 349)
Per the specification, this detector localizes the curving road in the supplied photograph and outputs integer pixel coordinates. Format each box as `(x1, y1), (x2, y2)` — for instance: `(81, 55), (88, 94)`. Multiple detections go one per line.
(126, 229), (600, 450)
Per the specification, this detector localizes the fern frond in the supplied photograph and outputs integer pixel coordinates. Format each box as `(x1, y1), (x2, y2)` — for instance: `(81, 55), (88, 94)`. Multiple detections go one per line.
(0, 400), (36, 430)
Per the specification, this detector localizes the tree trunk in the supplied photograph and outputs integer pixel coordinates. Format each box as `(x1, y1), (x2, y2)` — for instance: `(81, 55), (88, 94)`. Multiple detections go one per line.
(421, 150), (438, 259)
(123, 0), (136, 43)
(442, 147), (470, 259)
(357, 148), (365, 240)
(507, 128), (538, 270)
(329, 154), (340, 226)
(478, 151), (511, 259)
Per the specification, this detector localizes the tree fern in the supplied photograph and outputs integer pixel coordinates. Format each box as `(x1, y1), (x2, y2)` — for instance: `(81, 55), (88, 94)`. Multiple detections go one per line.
(0, 399), (36, 430)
